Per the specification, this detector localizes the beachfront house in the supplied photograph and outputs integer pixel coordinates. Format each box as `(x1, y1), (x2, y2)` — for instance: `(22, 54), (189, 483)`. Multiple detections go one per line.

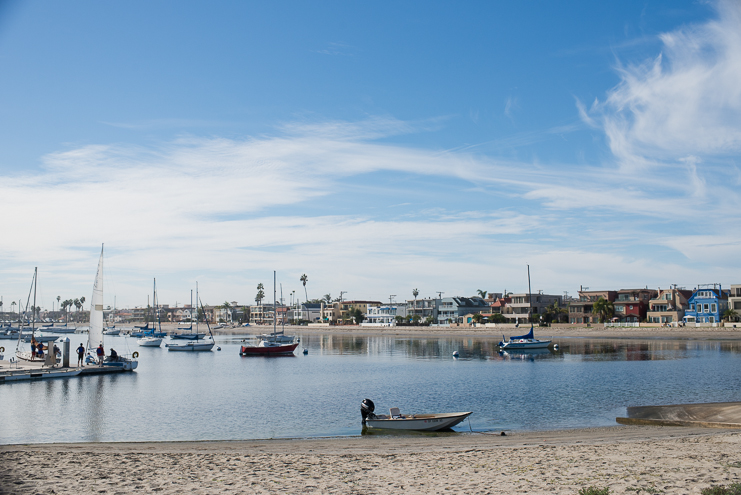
(504, 291), (563, 324)
(437, 296), (489, 324)
(406, 297), (438, 322)
(684, 285), (729, 325)
(646, 287), (692, 325)
(612, 289), (656, 323)
(729, 285), (741, 322)
(569, 290), (617, 324)
(361, 304), (405, 326)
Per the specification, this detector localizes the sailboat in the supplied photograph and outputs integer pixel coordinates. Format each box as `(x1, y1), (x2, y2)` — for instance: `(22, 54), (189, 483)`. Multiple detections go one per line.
(87, 245), (138, 371)
(15, 268), (58, 362)
(138, 279), (163, 347)
(240, 272), (298, 356)
(498, 265), (552, 350)
(166, 283), (215, 351)
(170, 290), (206, 340)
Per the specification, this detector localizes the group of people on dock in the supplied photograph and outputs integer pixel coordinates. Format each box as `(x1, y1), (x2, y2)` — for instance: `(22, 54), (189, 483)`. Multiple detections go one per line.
(29, 338), (60, 361)
(75, 343), (117, 367)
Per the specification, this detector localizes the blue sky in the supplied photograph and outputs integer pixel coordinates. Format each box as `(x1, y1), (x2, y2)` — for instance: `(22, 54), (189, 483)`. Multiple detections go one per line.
(1, 0), (740, 309)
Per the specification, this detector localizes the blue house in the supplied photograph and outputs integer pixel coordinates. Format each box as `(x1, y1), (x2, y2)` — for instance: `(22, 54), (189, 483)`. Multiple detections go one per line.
(684, 285), (729, 325)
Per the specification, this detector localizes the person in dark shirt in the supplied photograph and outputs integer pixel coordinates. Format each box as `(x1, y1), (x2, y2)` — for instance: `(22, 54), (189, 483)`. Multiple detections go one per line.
(77, 344), (85, 367)
(109, 348), (118, 361)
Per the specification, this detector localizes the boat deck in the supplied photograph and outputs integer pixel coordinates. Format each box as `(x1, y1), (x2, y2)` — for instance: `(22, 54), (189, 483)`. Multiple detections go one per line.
(0, 359), (132, 383)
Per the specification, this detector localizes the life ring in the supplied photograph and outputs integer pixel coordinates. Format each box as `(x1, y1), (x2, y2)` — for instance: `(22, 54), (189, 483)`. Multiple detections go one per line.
(0, 347), (4, 352)
(132, 351), (139, 359)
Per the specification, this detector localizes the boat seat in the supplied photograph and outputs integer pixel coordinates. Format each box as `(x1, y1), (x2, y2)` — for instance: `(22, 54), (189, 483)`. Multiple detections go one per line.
(390, 407), (403, 419)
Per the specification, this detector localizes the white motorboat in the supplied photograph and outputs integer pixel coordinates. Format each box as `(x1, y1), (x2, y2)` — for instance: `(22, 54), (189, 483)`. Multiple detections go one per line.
(137, 336), (162, 347)
(103, 327), (120, 335)
(166, 340), (214, 351)
(360, 399), (472, 431)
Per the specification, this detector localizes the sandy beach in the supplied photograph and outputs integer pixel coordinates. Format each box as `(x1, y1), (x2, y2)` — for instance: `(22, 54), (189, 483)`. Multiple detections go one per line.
(2, 426), (741, 494)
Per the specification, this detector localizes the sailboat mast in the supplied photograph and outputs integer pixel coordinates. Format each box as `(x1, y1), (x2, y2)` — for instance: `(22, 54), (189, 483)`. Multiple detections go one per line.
(527, 264), (532, 325)
(32, 267), (37, 337)
(273, 271), (277, 335)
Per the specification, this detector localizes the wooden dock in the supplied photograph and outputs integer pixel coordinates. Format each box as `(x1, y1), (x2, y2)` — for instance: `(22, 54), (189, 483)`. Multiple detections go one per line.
(0, 358), (133, 382)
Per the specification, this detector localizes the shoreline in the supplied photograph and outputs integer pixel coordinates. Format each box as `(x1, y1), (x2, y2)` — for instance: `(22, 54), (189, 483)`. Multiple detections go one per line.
(210, 323), (741, 341)
(3, 426), (740, 493)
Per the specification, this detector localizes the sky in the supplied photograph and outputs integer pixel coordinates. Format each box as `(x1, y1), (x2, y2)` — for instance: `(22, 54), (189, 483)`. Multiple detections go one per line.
(1, 0), (740, 310)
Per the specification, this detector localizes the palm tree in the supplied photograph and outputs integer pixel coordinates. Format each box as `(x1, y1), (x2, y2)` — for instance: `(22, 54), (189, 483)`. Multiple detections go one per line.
(593, 297), (614, 323)
(477, 289), (488, 299)
(412, 288), (419, 321)
(323, 293), (332, 304)
(11, 301), (16, 316)
(723, 308), (739, 322)
(300, 274), (308, 302)
(222, 301), (232, 322)
(74, 298), (81, 321)
(255, 283), (265, 306)
(80, 296), (85, 308)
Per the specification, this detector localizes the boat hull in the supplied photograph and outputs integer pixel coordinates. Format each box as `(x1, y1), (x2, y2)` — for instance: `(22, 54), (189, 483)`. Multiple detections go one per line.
(240, 342), (298, 356)
(137, 337), (162, 347)
(170, 333), (206, 340)
(166, 342), (215, 351)
(365, 412), (472, 431)
(500, 339), (551, 349)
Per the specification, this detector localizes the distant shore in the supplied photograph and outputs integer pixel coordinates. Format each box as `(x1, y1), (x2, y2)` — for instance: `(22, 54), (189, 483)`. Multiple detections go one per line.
(2, 426), (740, 494)
(202, 323), (741, 341)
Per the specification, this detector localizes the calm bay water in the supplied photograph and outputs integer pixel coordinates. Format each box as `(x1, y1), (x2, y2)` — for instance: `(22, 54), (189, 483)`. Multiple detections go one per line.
(2, 334), (741, 444)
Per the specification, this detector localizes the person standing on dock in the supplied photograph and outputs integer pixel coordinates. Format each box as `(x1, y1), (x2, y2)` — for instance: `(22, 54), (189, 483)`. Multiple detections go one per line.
(96, 344), (104, 365)
(31, 337), (37, 359)
(77, 343), (85, 367)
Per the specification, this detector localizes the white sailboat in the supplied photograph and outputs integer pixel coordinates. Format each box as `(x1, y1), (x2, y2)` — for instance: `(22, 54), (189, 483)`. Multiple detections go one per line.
(166, 283), (215, 352)
(138, 279), (163, 347)
(88, 245), (138, 371)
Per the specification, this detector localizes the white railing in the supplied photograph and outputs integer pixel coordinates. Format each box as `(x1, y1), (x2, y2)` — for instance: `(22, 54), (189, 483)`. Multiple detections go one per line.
(604, 322), (640, 327)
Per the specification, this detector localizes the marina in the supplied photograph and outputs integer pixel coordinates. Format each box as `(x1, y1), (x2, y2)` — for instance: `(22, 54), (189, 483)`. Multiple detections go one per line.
(2, 333), (741, 444)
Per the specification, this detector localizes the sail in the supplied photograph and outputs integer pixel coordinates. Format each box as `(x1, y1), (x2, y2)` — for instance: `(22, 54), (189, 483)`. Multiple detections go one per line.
(509, 325), (534, 341)
(88, 246), (105, 349)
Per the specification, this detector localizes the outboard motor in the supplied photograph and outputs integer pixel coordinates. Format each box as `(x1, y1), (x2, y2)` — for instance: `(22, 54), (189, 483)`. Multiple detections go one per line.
(360, 398), (376, 425)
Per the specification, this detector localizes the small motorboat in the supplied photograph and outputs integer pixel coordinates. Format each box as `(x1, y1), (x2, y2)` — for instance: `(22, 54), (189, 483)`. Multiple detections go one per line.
(360, 399), (472, 431)
(166, 340), (214, 351)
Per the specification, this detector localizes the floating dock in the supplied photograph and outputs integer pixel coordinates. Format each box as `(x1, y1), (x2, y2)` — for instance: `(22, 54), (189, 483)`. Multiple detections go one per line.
(0, 359), (132, 383)
(616, 401), (741, 429)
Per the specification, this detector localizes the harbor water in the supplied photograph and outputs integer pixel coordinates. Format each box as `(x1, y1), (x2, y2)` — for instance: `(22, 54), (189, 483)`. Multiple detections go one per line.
(2, 334), (741, 444)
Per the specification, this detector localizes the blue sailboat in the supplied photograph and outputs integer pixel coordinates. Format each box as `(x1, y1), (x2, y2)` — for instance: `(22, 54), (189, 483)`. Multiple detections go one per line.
(498, 265), (552, 350)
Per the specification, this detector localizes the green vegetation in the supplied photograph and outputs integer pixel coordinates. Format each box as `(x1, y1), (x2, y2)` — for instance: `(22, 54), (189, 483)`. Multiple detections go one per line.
(701, 483), (741, 495)
(593, 297), (615, 323)
(578, 487), (609, 495)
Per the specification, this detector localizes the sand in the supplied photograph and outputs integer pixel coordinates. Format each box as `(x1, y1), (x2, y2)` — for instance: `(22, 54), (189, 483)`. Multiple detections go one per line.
(2, 426), (741, 494)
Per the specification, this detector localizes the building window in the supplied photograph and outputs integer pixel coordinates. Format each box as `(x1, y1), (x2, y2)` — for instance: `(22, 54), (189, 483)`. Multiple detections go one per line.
(704, 303), (710, 313)
(711, 303), (717, 313)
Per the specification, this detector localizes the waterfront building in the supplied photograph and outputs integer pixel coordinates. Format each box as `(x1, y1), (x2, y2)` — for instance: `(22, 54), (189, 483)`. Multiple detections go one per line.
(729, 285), (741, 321)
(569, 290), (617, 324)
(504, 292), (563, 324)
(646, 287), (692, 324)
(613, 289), (657, 323)
(406, 297), (438, 321)
(684, 285), (729, 325)
(437, 296), (489, 324)
(362, 305), (401, 326)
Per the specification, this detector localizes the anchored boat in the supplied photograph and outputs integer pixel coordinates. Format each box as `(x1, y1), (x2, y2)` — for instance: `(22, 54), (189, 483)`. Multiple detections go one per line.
(360, 399), (472, 431)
